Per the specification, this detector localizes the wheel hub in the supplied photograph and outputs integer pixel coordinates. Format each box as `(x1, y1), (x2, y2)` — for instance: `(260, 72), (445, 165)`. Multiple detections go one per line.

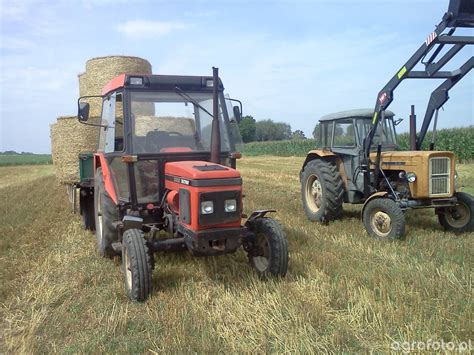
(371, 210), (392, 236)
(252, 233), (270, 272)
(446, 202), (470, 228)
(305, 175), (322, 212)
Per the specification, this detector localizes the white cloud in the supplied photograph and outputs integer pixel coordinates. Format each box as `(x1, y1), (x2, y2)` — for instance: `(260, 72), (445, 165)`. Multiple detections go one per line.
(116, 20), (189, 39)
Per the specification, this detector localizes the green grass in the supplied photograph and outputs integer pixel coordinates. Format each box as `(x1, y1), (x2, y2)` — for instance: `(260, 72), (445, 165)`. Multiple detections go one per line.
(0, 154), (52, 166)
(1, 158), (473, 353)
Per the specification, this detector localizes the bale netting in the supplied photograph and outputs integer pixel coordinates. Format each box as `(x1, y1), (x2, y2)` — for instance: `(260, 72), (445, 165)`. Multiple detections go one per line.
(135, 116), (196, 136)
(82, 55), (153, 117)
(50, 116), (100, 184)
(78, 72), (87, 97)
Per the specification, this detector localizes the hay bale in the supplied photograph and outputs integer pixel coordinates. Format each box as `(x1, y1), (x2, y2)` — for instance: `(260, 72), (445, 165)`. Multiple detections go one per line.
(78, 72), (87, 97)
(82, 55), (152, 117)
(135, 116), (196, 136)
(50, 116), (101, 184)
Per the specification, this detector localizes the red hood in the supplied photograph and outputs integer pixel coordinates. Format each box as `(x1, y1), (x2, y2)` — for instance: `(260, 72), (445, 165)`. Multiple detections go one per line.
(164, 161), (240, 180)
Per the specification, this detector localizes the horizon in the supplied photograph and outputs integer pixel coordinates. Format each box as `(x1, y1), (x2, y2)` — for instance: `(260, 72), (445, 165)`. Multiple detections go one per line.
(1, 0), (472, 153)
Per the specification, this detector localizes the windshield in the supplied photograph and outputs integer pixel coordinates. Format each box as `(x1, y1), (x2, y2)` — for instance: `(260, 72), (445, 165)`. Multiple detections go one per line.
(130, 91), (235, 154)
(357, 118), (397, 147)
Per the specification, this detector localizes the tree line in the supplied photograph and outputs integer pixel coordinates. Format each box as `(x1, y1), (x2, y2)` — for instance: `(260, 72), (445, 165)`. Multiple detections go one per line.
(238, 116), (306, 143)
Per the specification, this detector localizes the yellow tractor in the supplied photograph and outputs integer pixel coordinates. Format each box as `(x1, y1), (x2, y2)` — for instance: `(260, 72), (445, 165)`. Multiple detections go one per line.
(300, 0), (473, 240)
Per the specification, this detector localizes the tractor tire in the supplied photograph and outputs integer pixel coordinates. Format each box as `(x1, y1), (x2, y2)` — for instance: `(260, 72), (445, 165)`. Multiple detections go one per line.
(80, 190), (95, 231)
(437, 192), (474, 233)
(122, 229), (152, 302)
(301, 159), (344, 222)
(94, 168), (119, 257)
(362, 198), (405, 240)
(245, 217), (288, 278)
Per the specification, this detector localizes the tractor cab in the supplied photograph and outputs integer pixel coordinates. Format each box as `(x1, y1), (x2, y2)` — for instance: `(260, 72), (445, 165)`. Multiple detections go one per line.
(80, 73), (244, 207)
(316, 109), (398, 155)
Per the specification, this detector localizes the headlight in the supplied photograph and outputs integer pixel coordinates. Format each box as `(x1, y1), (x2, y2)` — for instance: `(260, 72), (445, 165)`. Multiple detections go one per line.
(201, 201), (214, 214)
(406, 172), (417, 183)
(224, 199), (237, 212)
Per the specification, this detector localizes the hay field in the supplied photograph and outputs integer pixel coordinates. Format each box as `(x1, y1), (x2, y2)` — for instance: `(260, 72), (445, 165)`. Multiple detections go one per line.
(1, 158), (472, 353)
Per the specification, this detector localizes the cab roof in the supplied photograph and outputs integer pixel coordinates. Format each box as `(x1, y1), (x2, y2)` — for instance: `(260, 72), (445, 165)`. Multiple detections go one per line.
(319, 109), (395, 122)
(101, 73), (224, 96)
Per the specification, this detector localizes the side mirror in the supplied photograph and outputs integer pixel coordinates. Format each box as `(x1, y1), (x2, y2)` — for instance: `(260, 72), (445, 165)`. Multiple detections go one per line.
(78, 102), (90, 122)
(233, 106), (242, 123)
(394, 118), (403, 126)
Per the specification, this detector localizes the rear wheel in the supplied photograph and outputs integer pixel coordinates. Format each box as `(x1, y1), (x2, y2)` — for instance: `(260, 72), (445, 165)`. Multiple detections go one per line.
(245, 217), (288, 278)
(437, 192), (474, 233)
(362, 198), (405, 240)
(301, 159), (344, 222)
(122, 229), (152, 302)
(94, 168), (119, 257)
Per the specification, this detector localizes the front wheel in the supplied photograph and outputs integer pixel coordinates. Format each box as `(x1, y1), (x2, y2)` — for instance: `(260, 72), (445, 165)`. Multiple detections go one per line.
(122, 229), (153, 302)
(245, 217), (288, 278)
(362, 198), (406, 240)
(437, 192), (474, 233)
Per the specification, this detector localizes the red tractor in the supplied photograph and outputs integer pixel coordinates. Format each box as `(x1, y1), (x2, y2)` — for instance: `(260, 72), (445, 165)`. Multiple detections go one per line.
(77, 67), (288, 301)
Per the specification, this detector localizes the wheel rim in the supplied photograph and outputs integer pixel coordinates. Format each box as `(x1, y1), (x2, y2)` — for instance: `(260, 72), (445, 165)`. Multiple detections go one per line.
(370, 210), (392, 237)
(445, 201), (471, 228)
(123, 247), (133, 290)
(305, 174), (322, 213)
(97, 193), (103, 242)
(252, 233), (270, 272)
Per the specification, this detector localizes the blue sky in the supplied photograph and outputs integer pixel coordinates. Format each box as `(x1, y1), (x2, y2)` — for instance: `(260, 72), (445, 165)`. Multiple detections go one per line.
(0, 0), (472, 153)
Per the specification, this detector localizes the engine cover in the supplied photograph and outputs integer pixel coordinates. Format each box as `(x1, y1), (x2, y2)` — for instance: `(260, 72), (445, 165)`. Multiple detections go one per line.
(164, 161), (242, 232)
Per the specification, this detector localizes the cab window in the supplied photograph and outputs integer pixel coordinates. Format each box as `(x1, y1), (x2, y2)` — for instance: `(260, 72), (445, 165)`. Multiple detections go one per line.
(333, 120), (356, 147)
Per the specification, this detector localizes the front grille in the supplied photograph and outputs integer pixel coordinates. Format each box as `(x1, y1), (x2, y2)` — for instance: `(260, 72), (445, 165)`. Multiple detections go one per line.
(429, 157), (450, 196)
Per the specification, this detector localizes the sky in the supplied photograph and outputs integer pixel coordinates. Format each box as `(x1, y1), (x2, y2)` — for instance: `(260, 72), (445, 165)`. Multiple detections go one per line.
(0, 0), (472, 153)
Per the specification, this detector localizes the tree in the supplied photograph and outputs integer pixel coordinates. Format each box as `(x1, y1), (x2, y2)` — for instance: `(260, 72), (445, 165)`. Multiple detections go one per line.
(238, 115), (256, 143)
(291, 130), (306, 140)
(312, 123), (320, 139)
(255, 119), (292, 141)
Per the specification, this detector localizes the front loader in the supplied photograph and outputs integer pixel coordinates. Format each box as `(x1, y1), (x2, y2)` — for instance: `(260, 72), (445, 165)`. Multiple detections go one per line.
(301, 0), (474, 240)
(76, 67), (288, 301)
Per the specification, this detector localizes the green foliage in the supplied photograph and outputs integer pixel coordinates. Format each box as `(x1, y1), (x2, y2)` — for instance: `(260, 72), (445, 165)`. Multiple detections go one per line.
(255, 119), (291, 141)
(397, 126), (474, 162)
(238, 115), (256, 143)
(0, 154), (52, 166)
(244, 126), (474, 160)
(290, 130), (306, 140)
(244, 139), (317, 156)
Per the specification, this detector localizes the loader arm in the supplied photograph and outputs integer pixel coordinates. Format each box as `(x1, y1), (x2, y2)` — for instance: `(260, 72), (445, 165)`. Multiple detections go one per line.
(365, 1), (474, 159)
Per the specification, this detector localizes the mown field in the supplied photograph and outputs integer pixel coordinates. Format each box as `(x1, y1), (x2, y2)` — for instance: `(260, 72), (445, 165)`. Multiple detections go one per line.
(0, 154), (52, 166)
(1, 158), (473, 353)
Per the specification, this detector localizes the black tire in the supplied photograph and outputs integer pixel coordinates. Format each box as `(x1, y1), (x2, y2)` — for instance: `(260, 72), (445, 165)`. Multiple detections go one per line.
(245, 217), (288, 278)
(437, 192), (474, 233)
(122, 229), (152, 302)
(94, 168), (119, 257)
(301, 159), (344, 222)
(80, 190), (95, 231)
(362, 198), (406, 240)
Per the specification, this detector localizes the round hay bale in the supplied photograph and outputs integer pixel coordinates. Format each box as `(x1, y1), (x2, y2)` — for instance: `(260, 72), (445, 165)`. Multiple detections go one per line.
(78, 72), (87, 97)
(135, 116), (196, 136)
(82, 55), (152, 117)
(50, 116), (101, 184)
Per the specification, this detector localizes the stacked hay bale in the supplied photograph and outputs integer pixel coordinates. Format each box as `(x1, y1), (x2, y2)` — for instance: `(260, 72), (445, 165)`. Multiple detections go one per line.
(81, 56), (153, 117)
(51, 55), (153, 184)
(135, 116), (196, 136)
(50, 116), (101, 184)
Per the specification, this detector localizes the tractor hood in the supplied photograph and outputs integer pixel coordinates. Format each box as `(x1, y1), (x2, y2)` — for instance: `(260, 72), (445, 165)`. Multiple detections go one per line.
(165, 161), (241, 184)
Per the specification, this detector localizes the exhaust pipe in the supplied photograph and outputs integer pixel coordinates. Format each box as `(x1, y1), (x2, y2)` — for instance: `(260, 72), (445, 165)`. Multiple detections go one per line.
(210, 67), (221, 164)
(410, 105), (417, 150)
